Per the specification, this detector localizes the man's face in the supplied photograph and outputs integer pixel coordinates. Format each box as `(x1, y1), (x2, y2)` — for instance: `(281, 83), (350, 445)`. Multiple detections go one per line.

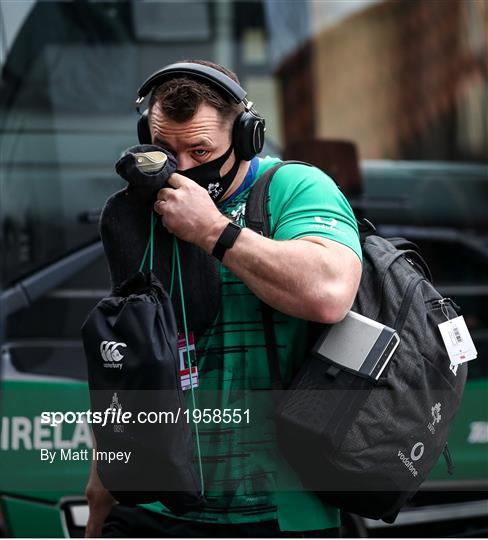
(149, 101), (234, 173)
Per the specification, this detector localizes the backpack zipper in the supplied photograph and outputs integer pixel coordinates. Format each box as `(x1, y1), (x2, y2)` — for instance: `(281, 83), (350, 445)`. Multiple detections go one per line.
(426, 297), (461, 312)
(443, 443), (455, 475)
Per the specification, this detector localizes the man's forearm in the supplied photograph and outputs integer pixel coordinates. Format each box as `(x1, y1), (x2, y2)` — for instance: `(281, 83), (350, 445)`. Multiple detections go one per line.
(154, 175), (359, 320)
(201, 217), (355, 322)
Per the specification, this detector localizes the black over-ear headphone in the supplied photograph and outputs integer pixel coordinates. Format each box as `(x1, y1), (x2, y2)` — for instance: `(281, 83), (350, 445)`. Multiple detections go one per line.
(135, 62), (266, 161)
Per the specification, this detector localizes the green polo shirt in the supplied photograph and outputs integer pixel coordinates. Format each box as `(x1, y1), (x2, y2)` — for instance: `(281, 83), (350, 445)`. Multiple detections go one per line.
(141, 157), (361, 531)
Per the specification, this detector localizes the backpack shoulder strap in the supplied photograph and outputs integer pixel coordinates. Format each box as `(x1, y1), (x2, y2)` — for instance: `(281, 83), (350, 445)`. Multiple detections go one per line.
(245, 160), (312, 237)
(246, 161), (313, 392)
(246, 159), (376, 392)
(261, 300), (283, 398)
(245, 159), (375, 239)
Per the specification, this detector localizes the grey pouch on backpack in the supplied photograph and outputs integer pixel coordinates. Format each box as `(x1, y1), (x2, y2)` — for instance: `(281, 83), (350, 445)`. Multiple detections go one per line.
(312, 311), (400, 381)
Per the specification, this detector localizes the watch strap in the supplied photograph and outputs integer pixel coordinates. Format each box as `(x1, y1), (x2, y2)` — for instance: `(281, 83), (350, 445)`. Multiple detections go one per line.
(212, 222), (242, 261)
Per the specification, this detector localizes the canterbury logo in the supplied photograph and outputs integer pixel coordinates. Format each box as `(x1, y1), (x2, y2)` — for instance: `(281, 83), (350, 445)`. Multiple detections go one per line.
(100, 341), (126, 369)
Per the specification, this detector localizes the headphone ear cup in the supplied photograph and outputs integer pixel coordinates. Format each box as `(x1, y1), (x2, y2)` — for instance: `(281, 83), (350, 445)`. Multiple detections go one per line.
(232, 111), (265, 161)
(137, 109), (152, 144)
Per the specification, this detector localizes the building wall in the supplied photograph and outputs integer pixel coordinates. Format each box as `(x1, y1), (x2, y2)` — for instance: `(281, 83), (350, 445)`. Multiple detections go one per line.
(276, 0), (487, 161)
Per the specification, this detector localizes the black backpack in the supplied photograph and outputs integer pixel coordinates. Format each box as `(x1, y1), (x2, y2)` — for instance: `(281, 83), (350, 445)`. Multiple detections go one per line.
(245, 161), (468, 523)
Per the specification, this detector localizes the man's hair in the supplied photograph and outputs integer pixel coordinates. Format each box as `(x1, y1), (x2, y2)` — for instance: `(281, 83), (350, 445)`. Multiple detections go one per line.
(148, 59), (244, 125)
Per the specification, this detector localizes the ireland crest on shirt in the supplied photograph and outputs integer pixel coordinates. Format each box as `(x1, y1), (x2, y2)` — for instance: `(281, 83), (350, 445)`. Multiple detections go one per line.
(228, 201), (247, 226)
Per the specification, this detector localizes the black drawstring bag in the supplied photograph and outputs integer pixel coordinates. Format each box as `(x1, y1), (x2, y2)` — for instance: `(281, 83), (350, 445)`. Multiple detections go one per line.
(81, 215), (205, 514)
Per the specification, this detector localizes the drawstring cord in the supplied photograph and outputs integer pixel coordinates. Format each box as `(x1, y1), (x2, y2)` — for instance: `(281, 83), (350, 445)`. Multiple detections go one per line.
(172, 236), (205, 494)
(138, 212), (157, 273)
(138, 212), (205, 495)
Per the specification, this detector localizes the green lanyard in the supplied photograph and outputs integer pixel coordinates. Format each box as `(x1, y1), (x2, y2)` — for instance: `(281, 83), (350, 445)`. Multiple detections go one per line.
(139, 212), (205, 495)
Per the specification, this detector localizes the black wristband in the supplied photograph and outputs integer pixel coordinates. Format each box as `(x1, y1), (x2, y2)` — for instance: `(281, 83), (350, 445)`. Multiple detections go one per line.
(212, 222), (242, 261)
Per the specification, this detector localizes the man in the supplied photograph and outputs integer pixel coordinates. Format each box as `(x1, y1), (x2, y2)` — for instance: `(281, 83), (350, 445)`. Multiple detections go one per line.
(85, 59), (362, 538)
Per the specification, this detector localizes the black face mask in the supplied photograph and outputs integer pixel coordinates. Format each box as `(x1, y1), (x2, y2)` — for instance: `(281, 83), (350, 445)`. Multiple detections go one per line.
(177, 143), (241, 202)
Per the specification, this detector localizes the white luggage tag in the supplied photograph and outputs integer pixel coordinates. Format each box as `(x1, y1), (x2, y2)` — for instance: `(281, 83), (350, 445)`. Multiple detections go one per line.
(437, 300), (477, 369)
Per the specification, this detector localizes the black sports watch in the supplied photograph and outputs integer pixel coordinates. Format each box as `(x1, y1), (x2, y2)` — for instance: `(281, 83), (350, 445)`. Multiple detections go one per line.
(212, 221), (242, 261)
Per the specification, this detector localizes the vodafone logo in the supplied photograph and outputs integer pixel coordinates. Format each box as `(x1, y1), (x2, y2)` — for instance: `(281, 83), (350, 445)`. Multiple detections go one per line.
(100, 341), (126, 369)
(398, 441), (425, 477)
(410, 442), (425, 461)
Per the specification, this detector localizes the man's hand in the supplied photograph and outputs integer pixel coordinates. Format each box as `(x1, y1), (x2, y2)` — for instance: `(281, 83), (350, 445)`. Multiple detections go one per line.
(84, 459), (116, 538)
(154, 173), (229, 247)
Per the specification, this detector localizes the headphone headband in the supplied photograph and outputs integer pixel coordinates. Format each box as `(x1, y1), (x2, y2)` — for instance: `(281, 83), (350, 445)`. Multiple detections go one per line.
(136, 61), (265, 161)
(136, 62), (247, 107)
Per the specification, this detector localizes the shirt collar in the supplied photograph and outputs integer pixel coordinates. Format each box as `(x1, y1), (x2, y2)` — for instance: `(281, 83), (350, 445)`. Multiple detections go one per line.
(218, 157), (260, 211)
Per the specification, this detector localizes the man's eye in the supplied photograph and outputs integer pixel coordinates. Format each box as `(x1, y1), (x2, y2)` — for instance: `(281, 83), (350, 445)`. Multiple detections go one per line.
(193, 149), (209, 157)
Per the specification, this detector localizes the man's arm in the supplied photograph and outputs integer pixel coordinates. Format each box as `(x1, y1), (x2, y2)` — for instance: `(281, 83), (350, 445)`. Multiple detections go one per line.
(155, 173), (361, 324)
(84, 435), (116, 538)
(201, 218), (362, 323)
